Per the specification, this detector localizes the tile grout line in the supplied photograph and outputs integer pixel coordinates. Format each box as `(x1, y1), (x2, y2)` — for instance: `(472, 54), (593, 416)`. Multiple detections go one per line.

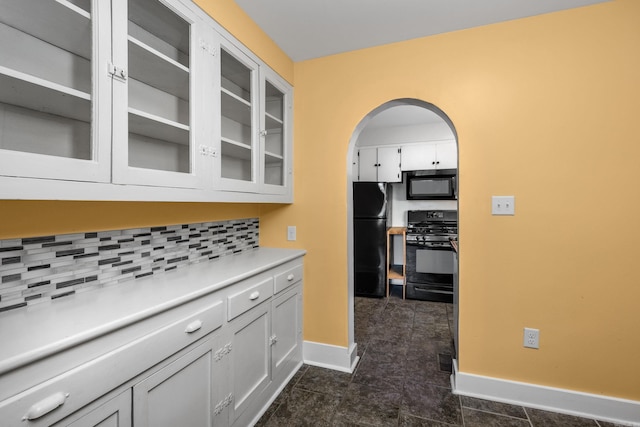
(523, 406), (534, 426)
(461, 405), (535, 425)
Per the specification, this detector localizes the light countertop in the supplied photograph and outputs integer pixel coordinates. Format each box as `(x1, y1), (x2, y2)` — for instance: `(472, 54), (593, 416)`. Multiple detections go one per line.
(0, 247), (305, 376)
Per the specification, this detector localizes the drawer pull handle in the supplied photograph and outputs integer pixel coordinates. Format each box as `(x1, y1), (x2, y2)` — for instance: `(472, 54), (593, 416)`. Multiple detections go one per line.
(184, 320), (203, 334)
(23, 392), (69, 421)
(249, 291), (260, 300)
(287, 274), (295, 281)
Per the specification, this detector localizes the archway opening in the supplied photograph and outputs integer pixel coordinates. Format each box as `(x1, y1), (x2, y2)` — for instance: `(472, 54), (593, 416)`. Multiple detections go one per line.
(346, 98), (458, 368)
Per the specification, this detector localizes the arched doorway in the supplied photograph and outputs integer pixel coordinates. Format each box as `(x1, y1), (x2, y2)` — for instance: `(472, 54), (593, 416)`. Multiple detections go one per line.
(346, 98), (458, 365)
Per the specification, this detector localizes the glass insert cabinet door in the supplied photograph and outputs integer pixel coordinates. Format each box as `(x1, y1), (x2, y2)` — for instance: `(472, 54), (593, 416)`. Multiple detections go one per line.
(0, 0), (111, 182)
(262, 77), (287, 190)
(259, 66), (291, 195)
(219, 42), (259, 191)
(111, 0), (203, 188)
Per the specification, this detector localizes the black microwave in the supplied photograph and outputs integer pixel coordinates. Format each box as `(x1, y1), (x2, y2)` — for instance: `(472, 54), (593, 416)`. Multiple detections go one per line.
(405, 169), (457, 200)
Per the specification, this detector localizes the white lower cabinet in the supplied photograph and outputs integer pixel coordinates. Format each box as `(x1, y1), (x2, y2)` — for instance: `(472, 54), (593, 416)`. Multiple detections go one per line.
(228, 285), (303, 427)
(61, 390), (132, 427)
(0, 255), (304, 427)
(133, 338), (218, 427)
(223, 259), (305, 426)
(272, 287), (303, 379)
(229, 302), (271, 424)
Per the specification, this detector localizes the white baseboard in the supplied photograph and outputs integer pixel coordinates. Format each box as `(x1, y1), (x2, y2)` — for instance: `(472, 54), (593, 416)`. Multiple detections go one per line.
(303, 340), (359, 373)
(452, 360), (640, 427)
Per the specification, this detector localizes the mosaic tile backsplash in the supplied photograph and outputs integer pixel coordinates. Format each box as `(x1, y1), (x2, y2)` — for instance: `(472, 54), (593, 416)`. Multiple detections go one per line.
(0, 218), (259, 313)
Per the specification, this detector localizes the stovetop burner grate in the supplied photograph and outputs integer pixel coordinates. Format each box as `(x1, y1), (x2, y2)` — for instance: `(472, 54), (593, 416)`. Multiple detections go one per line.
(406, 210), (458, 243)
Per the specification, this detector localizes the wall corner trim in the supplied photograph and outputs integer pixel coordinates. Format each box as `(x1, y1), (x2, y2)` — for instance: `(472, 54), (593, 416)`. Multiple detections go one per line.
(452, 360), (640, 426)
(303, 341), (359, 373)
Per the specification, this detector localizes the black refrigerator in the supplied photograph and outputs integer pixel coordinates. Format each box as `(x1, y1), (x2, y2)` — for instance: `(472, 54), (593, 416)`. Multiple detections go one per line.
(353, 182), (388, 297)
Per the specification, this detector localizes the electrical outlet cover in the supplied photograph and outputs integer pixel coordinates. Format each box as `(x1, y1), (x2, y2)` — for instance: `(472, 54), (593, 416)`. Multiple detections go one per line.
(523, 327), (539, 349)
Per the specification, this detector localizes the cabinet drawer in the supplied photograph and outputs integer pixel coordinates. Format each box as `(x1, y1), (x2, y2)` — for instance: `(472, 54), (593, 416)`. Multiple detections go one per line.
(274, 263), (303, 294)
(0, 301), (223, 426)
(227, 278), (273, 321)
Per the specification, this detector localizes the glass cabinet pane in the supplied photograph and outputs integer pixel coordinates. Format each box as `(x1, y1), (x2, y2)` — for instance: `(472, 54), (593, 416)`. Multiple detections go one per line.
(264, 81), (284, 186)
(0, 0), (93, 160)
(220, 48), (254, 182)
(127, 0), (191, 173)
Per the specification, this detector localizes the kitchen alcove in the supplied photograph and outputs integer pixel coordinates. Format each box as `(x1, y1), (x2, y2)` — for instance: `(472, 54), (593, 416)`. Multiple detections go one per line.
(346, 98), (459, 359)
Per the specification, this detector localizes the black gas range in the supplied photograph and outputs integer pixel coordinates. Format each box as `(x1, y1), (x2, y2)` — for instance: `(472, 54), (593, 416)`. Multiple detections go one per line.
(405, 210), (457, 302)
(406, 210), (458, 247)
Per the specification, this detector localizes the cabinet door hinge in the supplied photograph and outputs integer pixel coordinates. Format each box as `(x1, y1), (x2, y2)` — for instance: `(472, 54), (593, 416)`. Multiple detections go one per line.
(107, 63), (127, 82)
(214, 342), (232, 361)
(199, 38), (217, 56)
(213, 393), (234, 415)
(198, 144), (217, 157)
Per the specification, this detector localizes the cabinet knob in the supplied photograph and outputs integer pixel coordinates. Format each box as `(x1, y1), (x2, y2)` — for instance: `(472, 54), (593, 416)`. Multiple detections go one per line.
(23, 392), (69, 421)
(184, 319), (203, 334)
(249, 291), (260, 300)
(287, 274), (295, 281)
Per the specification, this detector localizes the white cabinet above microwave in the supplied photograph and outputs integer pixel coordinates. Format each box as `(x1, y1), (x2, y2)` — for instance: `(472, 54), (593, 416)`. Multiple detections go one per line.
(401, 141), (457, 171)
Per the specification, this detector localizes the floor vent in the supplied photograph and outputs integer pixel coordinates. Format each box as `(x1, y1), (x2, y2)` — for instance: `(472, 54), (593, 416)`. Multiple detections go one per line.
(438, 353), (453, 373)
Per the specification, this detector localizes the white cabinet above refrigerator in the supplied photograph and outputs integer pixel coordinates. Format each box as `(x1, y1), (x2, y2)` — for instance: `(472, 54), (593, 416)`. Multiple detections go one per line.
(356, 146), (401, 182)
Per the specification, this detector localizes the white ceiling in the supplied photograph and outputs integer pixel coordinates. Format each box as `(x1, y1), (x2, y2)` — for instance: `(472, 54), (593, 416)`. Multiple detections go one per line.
(234, 0), (609, 62)
(365, 105), (445, 129)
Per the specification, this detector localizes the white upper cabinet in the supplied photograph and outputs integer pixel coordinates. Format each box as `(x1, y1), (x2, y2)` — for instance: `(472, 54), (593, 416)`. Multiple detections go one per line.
(401, 141), (457, 171)
(216, 40), (292, 197)
(0, 0), (111, 183)
(357, 146), (402, 182)
(357, 147), (378, 182)
(260, 68), (292, 195)
(217, 40), (260, 193)
(111, 0), (206, 188)
(434, 141), (457, 169)
(0, 0), (294, 203)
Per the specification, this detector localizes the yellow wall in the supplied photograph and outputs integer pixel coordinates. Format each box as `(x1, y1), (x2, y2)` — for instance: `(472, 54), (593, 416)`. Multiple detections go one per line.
(261, 0), (640, 401)
(0, 201), (261, 239)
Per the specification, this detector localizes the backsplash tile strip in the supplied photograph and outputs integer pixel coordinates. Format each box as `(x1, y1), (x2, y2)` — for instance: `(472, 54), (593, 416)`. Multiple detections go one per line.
(0, 218), (259, 313)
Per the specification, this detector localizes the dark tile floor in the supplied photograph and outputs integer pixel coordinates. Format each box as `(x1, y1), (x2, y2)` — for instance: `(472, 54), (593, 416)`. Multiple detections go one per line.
(256, 292), (623, 426)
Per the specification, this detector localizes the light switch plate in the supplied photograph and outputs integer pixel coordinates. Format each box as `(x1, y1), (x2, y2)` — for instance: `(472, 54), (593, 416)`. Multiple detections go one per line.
(287, 226), (296, 241)
(492, 196), (515, 215)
